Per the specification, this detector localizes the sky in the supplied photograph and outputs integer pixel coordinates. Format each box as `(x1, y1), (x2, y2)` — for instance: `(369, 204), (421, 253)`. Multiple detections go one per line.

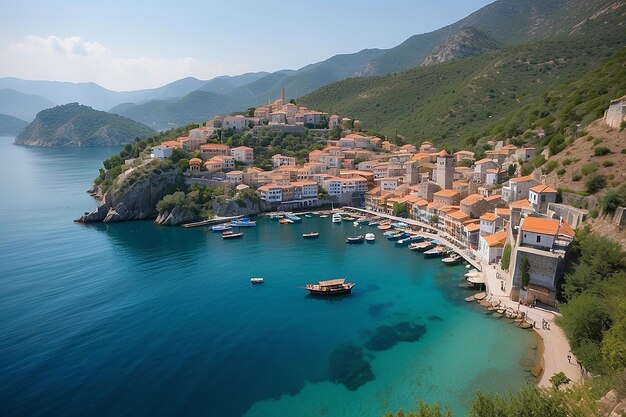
(0, 0), (494, 91)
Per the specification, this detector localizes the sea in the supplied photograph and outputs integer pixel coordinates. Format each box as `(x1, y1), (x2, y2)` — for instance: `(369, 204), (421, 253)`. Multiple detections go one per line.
(0, 136), (537, 417)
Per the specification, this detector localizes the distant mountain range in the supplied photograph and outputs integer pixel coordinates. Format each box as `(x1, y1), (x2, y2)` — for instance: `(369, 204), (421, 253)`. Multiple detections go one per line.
(15, 103), (155, 147)
(0, 113), (28, 136)
(3, 0), (624, 132)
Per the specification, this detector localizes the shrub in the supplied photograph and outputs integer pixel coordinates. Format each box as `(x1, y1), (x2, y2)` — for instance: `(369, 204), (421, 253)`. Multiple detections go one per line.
(594, 146), (611, 156)
(602, 160), (614, 167)
(556, 168), (566, 176)
(593, 137), (603, 146)
(501, 244), (512, 270)
(589, 208), (599, 218)
(621, 149), (626, 154)
(543, 160), (559, 174)
(585, 174), (607, 194)
(580, 162), (598, 176)
(572, 172), (582, 181)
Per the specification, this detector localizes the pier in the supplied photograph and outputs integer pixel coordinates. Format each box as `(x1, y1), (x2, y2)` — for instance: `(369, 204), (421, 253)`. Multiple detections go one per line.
(343, 207), (482, 271)
(181, 215), (243, 228)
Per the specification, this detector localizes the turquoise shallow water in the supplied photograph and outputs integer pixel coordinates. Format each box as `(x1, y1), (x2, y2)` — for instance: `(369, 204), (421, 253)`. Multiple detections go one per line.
(0, 137), (536, 417)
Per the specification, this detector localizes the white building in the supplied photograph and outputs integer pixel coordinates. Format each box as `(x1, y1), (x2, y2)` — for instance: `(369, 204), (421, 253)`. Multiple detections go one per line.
(272, 154), (296, 168)
(152, 145), (173, 159)
(231, 146), (254, 165)
(502, 176), (539, 203)
(223, 115), (247, 131)
(478, 231), (507, 264)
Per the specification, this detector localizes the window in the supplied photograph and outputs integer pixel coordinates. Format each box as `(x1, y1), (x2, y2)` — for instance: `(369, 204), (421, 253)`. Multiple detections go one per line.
(536, 235), (541, 243)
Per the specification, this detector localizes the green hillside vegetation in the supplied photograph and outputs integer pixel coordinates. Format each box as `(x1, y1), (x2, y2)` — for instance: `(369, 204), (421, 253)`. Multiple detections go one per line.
(0, 113), (28, 135)
(300, 29), (626, 149)
(15, 103), (155, 147)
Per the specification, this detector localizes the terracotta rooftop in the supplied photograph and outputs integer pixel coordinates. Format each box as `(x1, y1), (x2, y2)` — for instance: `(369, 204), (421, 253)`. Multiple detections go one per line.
(434, 189), (459, 198)
(460, 194), (483, 205)
(510, 199), (532, 208)
(483, 231), (508, 247)
(480, 212), (497, 222)
(465, 223), (480, 232)
(448, 210), (470, 221)
(521, 217), (560, 235)
(510, 175), (536, 183)
(530, 184), (557, 193)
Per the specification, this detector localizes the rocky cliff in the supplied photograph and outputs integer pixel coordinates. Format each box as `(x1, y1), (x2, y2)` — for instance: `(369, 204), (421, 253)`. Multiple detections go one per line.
(421, 27), (499, 67)
(15, 102), (154, 147)
(77, 170), (182, 223)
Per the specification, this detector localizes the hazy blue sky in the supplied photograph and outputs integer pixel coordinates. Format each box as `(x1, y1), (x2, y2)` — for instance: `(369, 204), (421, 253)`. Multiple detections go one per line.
(0, 0), (494, 90)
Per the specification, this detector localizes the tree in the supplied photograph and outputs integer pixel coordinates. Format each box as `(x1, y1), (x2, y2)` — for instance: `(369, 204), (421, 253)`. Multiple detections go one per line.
(507, 163), (517, 177)
(429, 215), (440, 225)
(549, 372), (571, 389)
(519, 257), (530, 289)
(392, 202), (409, 218)
(177, 158), (189, 172)
(501, 243), (512, 270)
(585, 173), (606, 194)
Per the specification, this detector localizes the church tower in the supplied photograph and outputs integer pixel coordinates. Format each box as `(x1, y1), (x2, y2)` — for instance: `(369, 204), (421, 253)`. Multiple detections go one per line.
(436, 150), (454, 190)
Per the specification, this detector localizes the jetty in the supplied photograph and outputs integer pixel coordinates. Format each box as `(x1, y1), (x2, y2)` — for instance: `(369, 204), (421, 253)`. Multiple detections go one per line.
(181, 215), (243, 228)
(344, 207), (482, 271)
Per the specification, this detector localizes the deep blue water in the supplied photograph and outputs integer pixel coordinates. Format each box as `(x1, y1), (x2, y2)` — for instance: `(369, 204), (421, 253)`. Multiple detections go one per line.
(0, 137), (536, 417)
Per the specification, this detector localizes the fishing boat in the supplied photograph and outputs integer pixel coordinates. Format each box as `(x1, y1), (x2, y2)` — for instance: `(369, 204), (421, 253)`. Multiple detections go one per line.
(269, 214), (283, 221)
(365, 233), (376, 242)
(387, 232), (408, 240)
(332, 213), (342, 223)
(285, 213), (302, 222)
(377, 224), (392, 230)
(442, 253), (463, 265)
(211, 224), (231, 232)
(383, 230), (397, 236)
(368, 221), (379, 227)
(424, 246), (446, 258)
(396, 235), (422, 246)
(250, 277), (264, 284)
(231, 218), (257, 227)
(305, 278), (354, 295)
(346, 235), (365, 244)
(302, 232), (320, 239)
(222, 231), (243, 239)
(305, 214), (313, 218)
(279, 218), (294, 224)
(410, 241), (435, 252)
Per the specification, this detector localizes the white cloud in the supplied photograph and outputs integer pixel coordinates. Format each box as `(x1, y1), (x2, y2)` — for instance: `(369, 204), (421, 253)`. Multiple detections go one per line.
(1, 35), (249, 91)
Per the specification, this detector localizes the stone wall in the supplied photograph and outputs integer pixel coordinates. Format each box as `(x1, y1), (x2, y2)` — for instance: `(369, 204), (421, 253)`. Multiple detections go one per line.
(604, 99), (626, 129)
(510, 247), (564, 305)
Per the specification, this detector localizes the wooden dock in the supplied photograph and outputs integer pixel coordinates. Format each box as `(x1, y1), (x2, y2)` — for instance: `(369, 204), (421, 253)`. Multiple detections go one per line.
(181, 215), (243, 228)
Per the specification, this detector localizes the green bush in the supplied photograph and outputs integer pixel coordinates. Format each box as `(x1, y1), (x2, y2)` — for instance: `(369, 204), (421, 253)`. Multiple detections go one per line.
(543, 160), (559, 174)
(602, 160), (614, 167)
(585, 174), (606, 194)
(580, 162), (598, 176)
(556, 168), (566, 176)
(593, 146), (611, 156)
(572, 172), (582, 182)
(500, 244), (512, 270)
(592, 137), (603, 146)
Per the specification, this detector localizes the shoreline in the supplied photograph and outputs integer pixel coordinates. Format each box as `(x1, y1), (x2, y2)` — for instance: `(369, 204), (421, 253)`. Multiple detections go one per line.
(342, 207), (582, 389)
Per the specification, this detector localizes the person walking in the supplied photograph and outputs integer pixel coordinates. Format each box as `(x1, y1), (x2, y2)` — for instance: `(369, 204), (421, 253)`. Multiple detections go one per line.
(567, 354), (572, 363)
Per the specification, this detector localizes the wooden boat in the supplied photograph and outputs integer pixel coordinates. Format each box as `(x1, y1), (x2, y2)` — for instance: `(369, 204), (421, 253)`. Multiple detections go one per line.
(250, 277), (264, 284)
(365, 233), (376, 242)
(302, 232), (320, 239)
(387, 232), (408, 240)
(222, 231), (243, 239)
(211, 224), (231, 232)
(343, 216), (356, 222)
(424, 246), (446, 258)
(442, 254), (463, 265)
(409, 241), (434, 252)
(305, 278), (354, 295)
(346, 235), (365, 244)
(279, 218), (293, 224)
(377, 224), (392, 230)
(231, 218), (256, 227)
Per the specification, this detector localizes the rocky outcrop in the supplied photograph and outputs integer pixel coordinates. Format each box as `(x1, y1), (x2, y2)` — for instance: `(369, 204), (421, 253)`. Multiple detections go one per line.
(154, 207), (202, 226)
(211, 198), (265, 218)
(76, 170), (182, 223)
(599, 388), (626, 417)
(421, 27), (498, 67)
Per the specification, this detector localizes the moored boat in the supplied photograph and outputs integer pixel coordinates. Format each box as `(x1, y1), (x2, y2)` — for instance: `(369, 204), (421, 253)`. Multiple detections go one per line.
(305, 278), (354, 295)
(269, 214), (283, 221)
(410, 241), (435, 252)
(368, 221), (379, 227)
(302, 232), (320, 239)
(305, 214), (313, 218)
(319, 214), (329, 218)
(346, 235), (365, 244)
(353, 221), (360, 227)
(231, 218), (257, 227)
(332, 213), (342, 223)
(279, 218), (294, 224)
(396, 235), (422, 246)
(343, 216), (356, 222)
(424, 246), (446, 258)
(377, 224), (392, 230)
(222, 231), (243, 239)
(250, 277), (264, 284)
(211, 224), (232, 232)
(365, 233), (376, 242)
(391, 222), (408, 228)
(442, 253), (463, 265)
(285, 213), (302, 222)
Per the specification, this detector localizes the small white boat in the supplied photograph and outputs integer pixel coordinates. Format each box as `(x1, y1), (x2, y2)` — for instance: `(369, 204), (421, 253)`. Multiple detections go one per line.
(211, 224), (232, 232)
(365, 233), (376, 241)
(319, 214), (329, 218)
(332, 213), (342, 223)
(250, 277), (264, 284)
(353, 221), (360, 227)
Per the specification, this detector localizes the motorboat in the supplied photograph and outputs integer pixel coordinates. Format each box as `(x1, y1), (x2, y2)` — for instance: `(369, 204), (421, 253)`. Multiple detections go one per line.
(285, 213), (302, 222)
(377, 224), (392, 230)
(222, 231), (243, 239)
(319, 214), (329, 218)
(211, 224), (232, 232)
(424, 246), (446, 258)
(442, 253), (463, 265)
(332, 213), (342, 223)
(353, 221), (360, 227)
(305, 214), (313, 218)
(279, 218), (294, 224)
(269, 214), (283, 221)
(396, 235), (422, 246)
(231, 218), (257, 227)
(250, 277), (264, 284)
(346, 235), (365, 244)
(409, 241), (434, 252)
(365, 233), (376, 242)
(305, 278), (354, 295)
(302, 232), (320, 239)
(391, 222), (408, 228)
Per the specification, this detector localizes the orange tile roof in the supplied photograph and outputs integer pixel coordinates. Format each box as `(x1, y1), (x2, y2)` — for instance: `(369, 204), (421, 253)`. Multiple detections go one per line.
(434, 189), (459, 198)
(189, 158), (202, 164)
(521, 217), (560, 235)
(448, 210), (470, 221)
(485, 195), (502, 202)
(480, 212), (497, 222)
(465, 223), (480, 232)
(460, 194), (483, 205)
(232, 146), (253, 151)
(427, 201), (443, 209)
(530, 184), (557, 193)
(510, 199), (532, 208)
(161, 140), (182, 148)
(475, 158), (495, 165)
(201, 143), (229, 149)
(412, 198), (429, 207)
(483, 231), (508, 247)
(509, 175), (536, 183)
(558, 222), (575, 238)
(495, 208), (511, 217)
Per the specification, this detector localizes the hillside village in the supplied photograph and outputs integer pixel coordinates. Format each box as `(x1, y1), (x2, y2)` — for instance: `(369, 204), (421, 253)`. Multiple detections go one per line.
(141, 93), (626, 310)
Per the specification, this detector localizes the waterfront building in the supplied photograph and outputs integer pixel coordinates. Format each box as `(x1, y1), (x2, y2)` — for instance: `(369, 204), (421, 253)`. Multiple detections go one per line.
(478, 231), (508, 264)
